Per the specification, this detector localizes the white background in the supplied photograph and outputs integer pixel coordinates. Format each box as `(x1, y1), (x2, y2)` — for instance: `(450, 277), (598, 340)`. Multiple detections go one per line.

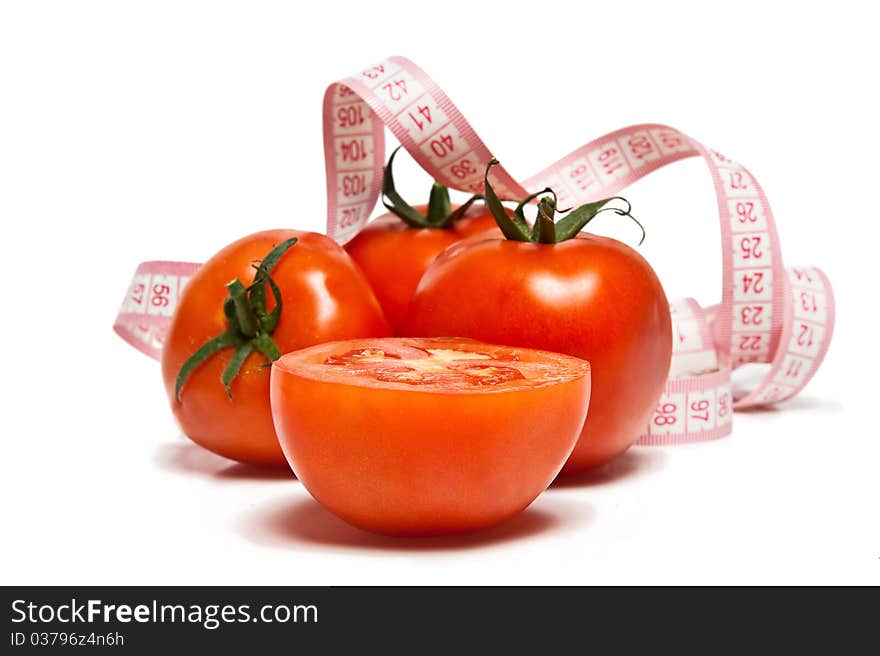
(1, 1), (877, 585)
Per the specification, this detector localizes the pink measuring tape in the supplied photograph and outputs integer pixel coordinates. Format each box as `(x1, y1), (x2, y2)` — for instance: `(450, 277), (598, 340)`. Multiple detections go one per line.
(114, 55), (834, 446)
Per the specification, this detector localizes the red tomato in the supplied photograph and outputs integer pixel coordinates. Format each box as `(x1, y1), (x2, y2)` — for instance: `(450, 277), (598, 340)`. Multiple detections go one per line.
(345, 205), (499, 332)
(271, 337), (591, 535)
(406, 164), (672, 474)
(161, 230), (391, 466)
(343, 147), (502, 333)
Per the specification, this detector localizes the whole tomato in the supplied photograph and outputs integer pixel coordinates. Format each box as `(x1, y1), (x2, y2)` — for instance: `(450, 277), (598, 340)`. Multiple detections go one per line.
(161, 230), (391, 466)
(406, 162), (672, 474)
(271, 337), (591, 535)
(345, 148), (500, 332)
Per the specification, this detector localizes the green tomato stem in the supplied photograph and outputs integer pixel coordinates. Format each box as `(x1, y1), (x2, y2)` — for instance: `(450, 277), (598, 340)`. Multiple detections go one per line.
(226, 278), (259, 338)
(383, 145), (484, 230)
(175, 238), (298, 403)
(482, 160), (643, 245)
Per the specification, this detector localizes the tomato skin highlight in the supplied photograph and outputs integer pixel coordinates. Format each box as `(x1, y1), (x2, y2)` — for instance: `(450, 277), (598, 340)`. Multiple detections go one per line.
(344, 205), (500, 333)
(406, 234), (672, 474)
(271, 338), (591, 536)
(161, 230), (391, 466)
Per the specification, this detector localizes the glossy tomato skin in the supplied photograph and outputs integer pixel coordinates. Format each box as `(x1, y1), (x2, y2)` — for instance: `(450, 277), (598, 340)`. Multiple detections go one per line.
(344, 205), (499, 333)
(161, 230), (391, 466)
(271, 338), (591, 535)
(406, 235), (672, 474)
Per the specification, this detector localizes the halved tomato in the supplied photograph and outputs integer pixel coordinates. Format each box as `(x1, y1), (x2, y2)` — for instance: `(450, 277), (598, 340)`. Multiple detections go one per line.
(270, 337), (591, 536)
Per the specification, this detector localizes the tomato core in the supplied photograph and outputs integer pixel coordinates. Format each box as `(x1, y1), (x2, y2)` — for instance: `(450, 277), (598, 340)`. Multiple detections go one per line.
(322, 346), (526, 387)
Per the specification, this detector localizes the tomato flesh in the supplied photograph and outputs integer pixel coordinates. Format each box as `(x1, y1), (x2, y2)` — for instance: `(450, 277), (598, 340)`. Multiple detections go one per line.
(323, 346), (528, 387)
(270, 337), (591, 535)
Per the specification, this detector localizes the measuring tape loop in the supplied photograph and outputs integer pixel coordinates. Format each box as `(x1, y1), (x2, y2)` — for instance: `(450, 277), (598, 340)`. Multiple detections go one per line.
(114, 55), (834, 446)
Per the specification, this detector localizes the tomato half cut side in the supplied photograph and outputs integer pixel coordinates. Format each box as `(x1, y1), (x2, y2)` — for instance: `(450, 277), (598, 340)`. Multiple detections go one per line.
(270, 337), (591, 536)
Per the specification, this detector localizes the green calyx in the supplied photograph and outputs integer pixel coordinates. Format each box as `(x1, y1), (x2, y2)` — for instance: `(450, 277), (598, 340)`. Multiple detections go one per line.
(175, 237), (298, 402)
(382, 146), (483, 229)
(483, 159), (645, 245)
